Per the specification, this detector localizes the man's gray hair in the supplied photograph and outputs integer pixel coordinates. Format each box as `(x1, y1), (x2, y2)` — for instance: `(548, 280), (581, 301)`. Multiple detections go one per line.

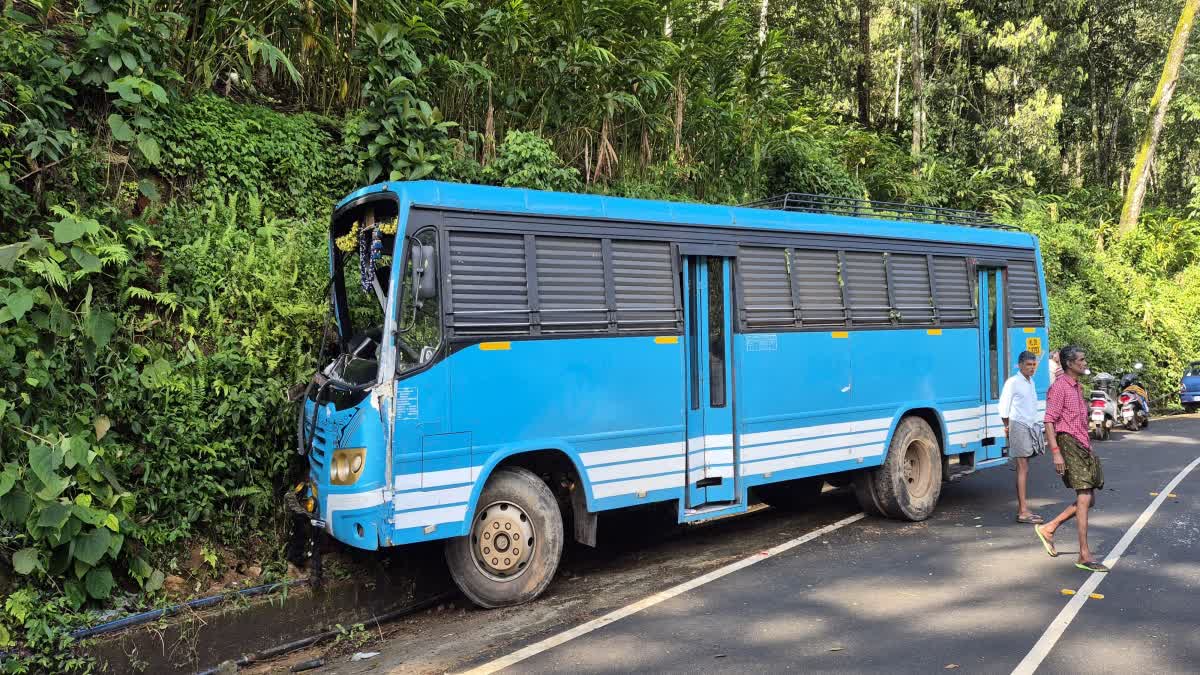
(1018, 350), (1037, 364)
(1059, 345), (1085, 367)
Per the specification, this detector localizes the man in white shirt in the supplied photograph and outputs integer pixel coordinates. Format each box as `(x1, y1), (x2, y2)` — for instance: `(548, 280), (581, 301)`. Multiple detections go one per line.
(1001, 350), (1044, 524)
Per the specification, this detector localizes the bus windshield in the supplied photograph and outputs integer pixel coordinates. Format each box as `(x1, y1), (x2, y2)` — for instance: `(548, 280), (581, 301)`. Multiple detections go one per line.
(328, 199), (441, 381)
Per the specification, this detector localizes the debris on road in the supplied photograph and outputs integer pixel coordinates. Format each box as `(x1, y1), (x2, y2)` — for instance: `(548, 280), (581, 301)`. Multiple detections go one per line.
(290, 659), (325, 672)
(351, 651), (380, 661)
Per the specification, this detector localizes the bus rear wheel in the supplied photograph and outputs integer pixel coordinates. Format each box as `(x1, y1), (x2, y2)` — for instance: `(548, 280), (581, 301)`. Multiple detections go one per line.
(445, 467), (564, 609)
(853, 417), (942, 521)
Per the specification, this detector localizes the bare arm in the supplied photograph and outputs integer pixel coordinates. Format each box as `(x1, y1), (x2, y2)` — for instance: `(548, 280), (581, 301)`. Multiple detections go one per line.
(1045, 421), (1065, 474)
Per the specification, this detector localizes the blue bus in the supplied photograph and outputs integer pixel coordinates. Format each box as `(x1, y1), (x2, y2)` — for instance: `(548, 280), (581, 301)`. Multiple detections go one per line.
(298, 182), (1050, 607)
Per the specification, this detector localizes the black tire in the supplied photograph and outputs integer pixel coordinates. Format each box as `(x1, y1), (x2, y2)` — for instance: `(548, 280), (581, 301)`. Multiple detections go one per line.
(1097, 417), (1111, 441)
(445, 467), (564, 609)
(1185, 404), (1199, 414)
(853, 417), (943, 521)
(755, 477), (824, 510)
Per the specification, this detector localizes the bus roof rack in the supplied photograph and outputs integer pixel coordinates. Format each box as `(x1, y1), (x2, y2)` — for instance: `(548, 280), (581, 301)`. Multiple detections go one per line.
(742, 193), (1012, 229)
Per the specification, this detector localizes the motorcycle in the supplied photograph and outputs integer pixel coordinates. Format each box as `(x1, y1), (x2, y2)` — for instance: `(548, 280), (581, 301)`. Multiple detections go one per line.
(1118, 363), (1151, 431)
(1089, 372), (1118, 441)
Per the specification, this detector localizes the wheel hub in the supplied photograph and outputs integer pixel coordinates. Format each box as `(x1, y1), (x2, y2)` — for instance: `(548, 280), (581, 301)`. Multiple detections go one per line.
(902, 440), (932, 498)
(471, 500), (536, 580)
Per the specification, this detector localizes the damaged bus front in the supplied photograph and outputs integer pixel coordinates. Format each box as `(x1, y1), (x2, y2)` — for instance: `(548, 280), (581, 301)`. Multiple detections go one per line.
(295, 189), (440, 550)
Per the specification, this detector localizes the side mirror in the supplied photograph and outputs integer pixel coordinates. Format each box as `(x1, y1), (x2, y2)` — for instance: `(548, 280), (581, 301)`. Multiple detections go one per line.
(408, 244), (437, 309)
(417, 245), (437, 301)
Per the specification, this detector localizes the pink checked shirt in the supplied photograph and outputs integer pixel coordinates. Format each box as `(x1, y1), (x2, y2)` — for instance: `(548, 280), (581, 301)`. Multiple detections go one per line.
(1043, 374), (1091, 450)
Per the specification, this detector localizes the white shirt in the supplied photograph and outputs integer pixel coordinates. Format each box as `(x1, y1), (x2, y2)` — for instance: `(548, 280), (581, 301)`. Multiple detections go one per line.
(999, 373), (1039, 428)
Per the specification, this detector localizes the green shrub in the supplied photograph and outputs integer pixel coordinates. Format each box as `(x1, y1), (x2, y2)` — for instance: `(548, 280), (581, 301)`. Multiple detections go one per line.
(155, 95), (354, 214)
(482, 131), (581, 192)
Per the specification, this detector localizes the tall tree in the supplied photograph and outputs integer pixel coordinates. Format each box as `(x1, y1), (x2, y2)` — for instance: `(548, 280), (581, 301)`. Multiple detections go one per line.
(1120, 0), (1200, 234)
(857, 0), (872, 127)
(910, 0), (925, 158)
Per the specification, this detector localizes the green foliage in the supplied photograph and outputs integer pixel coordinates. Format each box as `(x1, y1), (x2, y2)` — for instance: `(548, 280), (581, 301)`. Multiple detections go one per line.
(104, 194), (327, 546)
(482, 131), (581, 192)
(155, 95), (354, 214)
(3, 5), (1200, 668)
(0, 209), (150, 615)
(0, 588), (93, 673)
(765, 133), (866, 199)
(353, 21), (456, 184)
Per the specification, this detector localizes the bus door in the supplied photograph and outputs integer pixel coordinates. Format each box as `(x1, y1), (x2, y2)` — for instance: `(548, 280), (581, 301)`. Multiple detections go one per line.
(681, 251), (738, 507)
(977, 263), (1008, 459)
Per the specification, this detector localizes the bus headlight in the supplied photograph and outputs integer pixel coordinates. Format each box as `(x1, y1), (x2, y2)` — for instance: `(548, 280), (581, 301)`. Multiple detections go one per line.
(330, 448), (367, 486)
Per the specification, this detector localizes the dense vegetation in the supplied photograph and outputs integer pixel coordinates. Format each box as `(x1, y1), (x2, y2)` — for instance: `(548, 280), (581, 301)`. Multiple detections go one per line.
(3, 0), (1200, 666)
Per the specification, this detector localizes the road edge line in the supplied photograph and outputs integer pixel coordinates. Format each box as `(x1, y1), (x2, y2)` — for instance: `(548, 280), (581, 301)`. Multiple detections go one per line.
(454, 512), (867, 675)
(1011, 453), (1200, 675)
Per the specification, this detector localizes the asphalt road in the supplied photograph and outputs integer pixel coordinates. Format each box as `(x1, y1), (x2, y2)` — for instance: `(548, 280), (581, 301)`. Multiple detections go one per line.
(283, 415), (1200, 675)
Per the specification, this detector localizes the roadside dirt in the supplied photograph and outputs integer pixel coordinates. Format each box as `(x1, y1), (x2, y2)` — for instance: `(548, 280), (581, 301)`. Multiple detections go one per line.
(247, 494), (864, 674)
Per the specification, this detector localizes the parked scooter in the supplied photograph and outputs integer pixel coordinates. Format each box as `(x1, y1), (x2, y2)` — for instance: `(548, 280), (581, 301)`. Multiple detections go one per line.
(1118, 363), (1151, 431)
(1089, 373), (1119, 441)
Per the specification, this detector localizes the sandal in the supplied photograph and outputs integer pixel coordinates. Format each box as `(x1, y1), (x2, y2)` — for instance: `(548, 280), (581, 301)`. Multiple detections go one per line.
(1016, 513), (1045, 524)
(1034, 525), (1058, 557)
(1075, 561), (1110, 573)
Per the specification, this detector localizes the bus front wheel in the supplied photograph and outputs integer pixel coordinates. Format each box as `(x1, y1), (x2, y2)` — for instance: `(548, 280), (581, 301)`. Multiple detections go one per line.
(853, 417), (942, 521)
(445, 467), (564, 608)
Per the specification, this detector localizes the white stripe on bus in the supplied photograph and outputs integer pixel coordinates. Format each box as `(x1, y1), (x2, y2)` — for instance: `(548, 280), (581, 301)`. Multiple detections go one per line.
(741, 429), (888, 463)
(945, 418), (985, 433)
(581, 441), (683, 467)
(591, 472), (685, 499)
(687, 465), (735, 483)
(741, 416), (892, 447)
(942, 406), (985, 421)
(392, 485), (472, 511)
(392, 505), (468, 530)
(326, 488), (386, 514)
(587, 456), (685, 483)
(741, 444), (883, 475)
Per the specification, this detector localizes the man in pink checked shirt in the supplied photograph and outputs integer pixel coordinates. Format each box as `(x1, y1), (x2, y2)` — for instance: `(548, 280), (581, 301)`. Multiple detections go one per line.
(1034, 345), (1109, 573)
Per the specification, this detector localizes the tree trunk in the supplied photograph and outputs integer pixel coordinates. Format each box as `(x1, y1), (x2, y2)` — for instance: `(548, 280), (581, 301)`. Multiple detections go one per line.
(910, 1), (925, 159)
(893, 15), (904, 132)
(857, 0), (872, 127)
(673, 72), (686, 157)
(1119, 0), (1200, 235)
(759, 0), (770, 44)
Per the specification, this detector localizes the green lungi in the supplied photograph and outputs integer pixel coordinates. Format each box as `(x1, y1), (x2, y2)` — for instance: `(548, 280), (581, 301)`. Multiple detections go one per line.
(1058, 433), (1104, 491)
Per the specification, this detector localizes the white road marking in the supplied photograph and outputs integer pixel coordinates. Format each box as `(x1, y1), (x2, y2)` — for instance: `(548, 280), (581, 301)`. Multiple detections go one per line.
(455, 512), (866, 675)
(1011, 452), (1200, 675)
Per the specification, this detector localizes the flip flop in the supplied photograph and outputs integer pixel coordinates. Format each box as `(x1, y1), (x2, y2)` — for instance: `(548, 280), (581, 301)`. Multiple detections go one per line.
(1034, 525), (1058, 557)
(1016, 514), (1045, 524)
(1075, 561), (1110, 573)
